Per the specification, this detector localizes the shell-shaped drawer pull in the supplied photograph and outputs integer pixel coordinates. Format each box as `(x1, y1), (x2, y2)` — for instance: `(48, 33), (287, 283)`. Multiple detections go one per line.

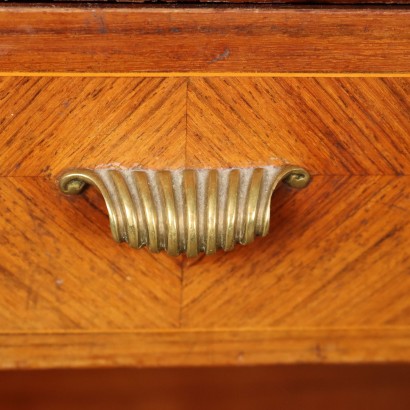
(59, 166), (310, 257)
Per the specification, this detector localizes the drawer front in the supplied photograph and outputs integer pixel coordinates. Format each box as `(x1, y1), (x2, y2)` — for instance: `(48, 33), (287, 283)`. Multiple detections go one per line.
(0, 6), (409, 368)
(1, 74), (409, 353)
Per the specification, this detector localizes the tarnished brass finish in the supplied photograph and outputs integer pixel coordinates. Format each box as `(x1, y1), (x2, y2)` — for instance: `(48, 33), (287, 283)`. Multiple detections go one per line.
(59, 166), (310, 257)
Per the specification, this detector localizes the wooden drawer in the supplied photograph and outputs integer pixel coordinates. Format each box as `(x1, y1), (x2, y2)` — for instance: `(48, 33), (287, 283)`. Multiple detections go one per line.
(0, 5), (409, 368)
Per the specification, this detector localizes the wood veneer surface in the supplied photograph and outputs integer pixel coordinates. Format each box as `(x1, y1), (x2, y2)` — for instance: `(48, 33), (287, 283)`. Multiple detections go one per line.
(1, 175), (409, 332)
(0, 7), (409, 73)
(0, 71), (409, 367)
(1, 0), (410, 369)
(0, 77), (186, 176)
(0, 77), (408, 177)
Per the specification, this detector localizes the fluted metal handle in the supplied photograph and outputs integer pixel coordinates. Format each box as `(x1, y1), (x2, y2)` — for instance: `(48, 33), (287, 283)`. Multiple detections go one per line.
(59, 166), (310, 257)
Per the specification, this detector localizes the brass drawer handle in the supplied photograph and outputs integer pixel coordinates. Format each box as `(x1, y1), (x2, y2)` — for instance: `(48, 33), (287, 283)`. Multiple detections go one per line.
(59, 166), (310, 257)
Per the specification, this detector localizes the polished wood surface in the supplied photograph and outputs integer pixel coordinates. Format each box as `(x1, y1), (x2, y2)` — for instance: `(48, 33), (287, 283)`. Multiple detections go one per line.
(0, 77), (408, 177)
(184, 76), (410, 329)
(0, 77), (186, 176)
(0, 7), (409, 73)
(1, 176), (409, 331)
(0, 178), (182, 330)
(1, 329), (410, 367)
(182, 176), (410, 328)
(186, 77), (410, 174)
(0, 70), (409, 367)
(1, 365), (410, 410)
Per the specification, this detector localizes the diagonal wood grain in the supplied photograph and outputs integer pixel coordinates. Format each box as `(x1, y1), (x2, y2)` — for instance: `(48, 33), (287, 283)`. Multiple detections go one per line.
(186, 77), (410, 175)
(0, 177), (182, 330)
(181, 176), (410, 328)
(0, 77), (187, 176)
(0, 73), (410, 366)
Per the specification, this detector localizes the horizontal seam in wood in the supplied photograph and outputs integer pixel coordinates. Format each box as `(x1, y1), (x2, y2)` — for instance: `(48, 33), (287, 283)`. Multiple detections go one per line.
(0, 327), (410, 336)
(0, 73), (410, 78)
